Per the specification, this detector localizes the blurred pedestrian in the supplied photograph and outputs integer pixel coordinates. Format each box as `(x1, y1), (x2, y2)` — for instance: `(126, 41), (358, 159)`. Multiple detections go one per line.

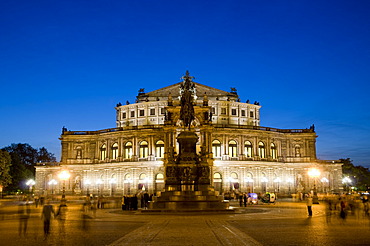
(143, 192), (149, 209)
(306, 194), (313, 216)
(41, 200), (55, 239)
(55, 200), (67, 235)
(121, 196), (126, 210)
(340, 198), (347, 221)
(18, 199), (31, 236)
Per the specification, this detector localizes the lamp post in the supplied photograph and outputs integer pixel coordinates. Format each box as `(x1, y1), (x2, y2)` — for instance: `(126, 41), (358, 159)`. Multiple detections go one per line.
(96, 179), (103, 197)
(244, 177), (254, 193)
(261, 177), (268, 193)
(342, 177), (351, 194)
(109, 178), (117, 196)
(26, 179), (35, 194)
(48, 179), (57, 195)
(274, 177), (281, 193)
(84, 179), (91, 197)
(320, 177), (329, 193)
(58, 170), (70, 201)
(308, 168), (320, 204)
(228, 177), (234, 192)
(287, 177), (294, 194)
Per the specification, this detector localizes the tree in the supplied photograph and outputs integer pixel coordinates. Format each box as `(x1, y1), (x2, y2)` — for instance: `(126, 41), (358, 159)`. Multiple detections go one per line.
(341, 158), (370, 191)
(2, 143), (56, 192)
(0, 149), (12, 188)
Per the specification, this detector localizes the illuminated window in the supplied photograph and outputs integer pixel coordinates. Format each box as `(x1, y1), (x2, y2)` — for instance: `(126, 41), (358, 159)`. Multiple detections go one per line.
(155, 140), (164, 158)
(271, 143), (277, 159)
(100, 144), (107, 160)
(211, 107), (216, 114)
(139, 141), (149, 158)
(212, 140), (221, 158)
(228, 140), (238, 158)
(124, 142), (132, 159)
(221, 108), (226, 115)
(214, 172), (222, 179)
(112, 143), (118, 159)
(258, 142), (265, 158)
(244, 141), (253, 158)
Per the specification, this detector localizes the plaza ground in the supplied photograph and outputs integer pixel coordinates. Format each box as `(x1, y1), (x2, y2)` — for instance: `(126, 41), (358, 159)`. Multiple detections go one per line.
(0, 199), (369, 246)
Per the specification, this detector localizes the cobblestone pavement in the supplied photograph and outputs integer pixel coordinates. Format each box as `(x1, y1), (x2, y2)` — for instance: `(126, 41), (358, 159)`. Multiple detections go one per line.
(0, 200), (369, 246)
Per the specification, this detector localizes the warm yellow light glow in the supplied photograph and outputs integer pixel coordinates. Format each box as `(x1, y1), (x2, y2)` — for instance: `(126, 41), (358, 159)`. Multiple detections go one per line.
(48, 179), (57, 185)
(26, 179), (35, 186)
(342, 176), (351, 184)
(321, 177), (329, 183)
(274, 177), (281, 183)
(58, 170), (71, 181)
(308, 168), (320, 178)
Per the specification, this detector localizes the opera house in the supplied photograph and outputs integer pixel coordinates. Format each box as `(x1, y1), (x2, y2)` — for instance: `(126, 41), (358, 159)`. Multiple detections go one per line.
(35, 72), (343, 197)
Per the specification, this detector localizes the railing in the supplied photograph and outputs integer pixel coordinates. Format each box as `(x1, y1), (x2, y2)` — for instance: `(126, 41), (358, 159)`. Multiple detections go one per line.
(36, 162), (60, 166)
(62, 124), (314, 135)
(63, 125), (164, 135)
(213, 124), (315, 133)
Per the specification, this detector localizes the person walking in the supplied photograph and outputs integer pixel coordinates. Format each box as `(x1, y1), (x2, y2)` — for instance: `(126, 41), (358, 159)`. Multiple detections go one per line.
(55, 201), (68, 235)
(307, 194), (313, 216)
(18, 199), (31, 236)
(41, 200), (55, 239)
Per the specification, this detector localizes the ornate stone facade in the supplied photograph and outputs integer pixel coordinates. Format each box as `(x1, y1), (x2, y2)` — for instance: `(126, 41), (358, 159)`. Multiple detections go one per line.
(35, 72), (343, 197)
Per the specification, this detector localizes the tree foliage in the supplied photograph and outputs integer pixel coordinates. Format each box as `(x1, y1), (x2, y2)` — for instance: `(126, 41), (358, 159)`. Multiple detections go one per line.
(0, 149), (12, 187)
(2, 143), (56, 192)
(341, 158), (370, 191)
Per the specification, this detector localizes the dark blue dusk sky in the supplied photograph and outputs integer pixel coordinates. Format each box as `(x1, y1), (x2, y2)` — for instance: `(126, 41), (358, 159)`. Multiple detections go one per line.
(1, 1), (369, 167)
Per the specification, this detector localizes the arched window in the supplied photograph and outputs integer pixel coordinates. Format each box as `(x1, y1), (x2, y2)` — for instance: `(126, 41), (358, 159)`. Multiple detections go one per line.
(139, 141), (149, 158)
(124, 142), (132, 159)
(112, 143), (118, 159)
(230, 172), (238, 180)
(270, 143), (277, 159)
(155, 140), (164, 158)
(212, 140), (221, 158)
(156, 173), (164, 180)
(245, 173), (254, 192)
(214, 172), (222, 179)
(228, 140), (238, 158)
(258, 141), (266, 158)
(100, 144), (107, 160)
(244, 141), (253, 158)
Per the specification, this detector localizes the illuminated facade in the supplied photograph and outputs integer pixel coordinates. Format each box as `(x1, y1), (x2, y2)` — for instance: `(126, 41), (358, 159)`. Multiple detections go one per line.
(35, 73), (343, 196)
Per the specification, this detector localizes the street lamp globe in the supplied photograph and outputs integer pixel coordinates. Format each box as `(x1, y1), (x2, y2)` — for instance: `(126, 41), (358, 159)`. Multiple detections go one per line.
(26, 179), (35, 194)
(308, 168), (320, 204)
(58, 170), (70, 201)
(308, 168), (320, 178)
(58, 170), (71, 181)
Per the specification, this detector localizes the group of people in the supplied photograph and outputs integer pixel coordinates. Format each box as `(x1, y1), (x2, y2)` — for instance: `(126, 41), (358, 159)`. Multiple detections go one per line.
(16, 197), (68, 240)
(121, 192), (153, 210)
(323, 193), (369, 222)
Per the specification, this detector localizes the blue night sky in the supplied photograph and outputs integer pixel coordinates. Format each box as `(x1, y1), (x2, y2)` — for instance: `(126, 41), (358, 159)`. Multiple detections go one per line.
(0, 1), (369, 167)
